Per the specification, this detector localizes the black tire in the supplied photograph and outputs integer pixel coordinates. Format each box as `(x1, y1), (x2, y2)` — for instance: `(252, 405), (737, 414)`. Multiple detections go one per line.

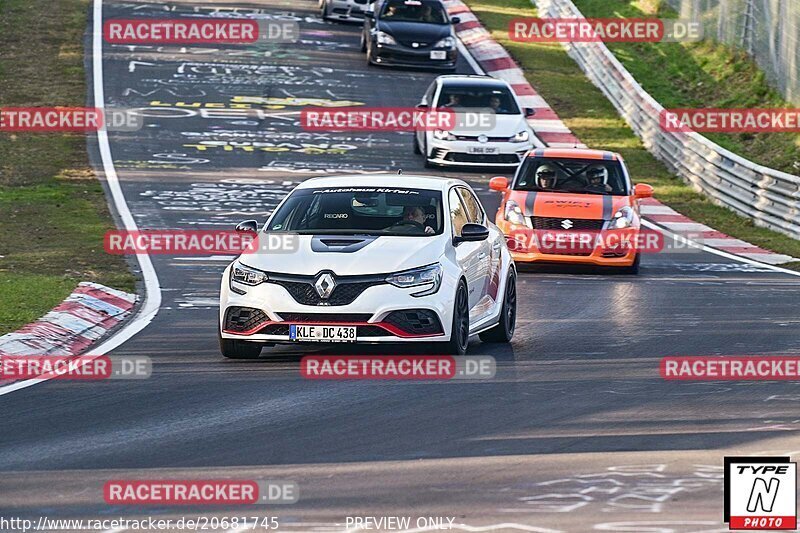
(440, 280), (470, 355)
(412, 134), (421, 154)
(620, 253), (641, 275)
(219, 332), (262, 359)
(480, 270), (516, 343)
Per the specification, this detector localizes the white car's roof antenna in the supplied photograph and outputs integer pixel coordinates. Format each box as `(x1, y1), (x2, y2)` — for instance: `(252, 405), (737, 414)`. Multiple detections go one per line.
(397, 169), (403, 175)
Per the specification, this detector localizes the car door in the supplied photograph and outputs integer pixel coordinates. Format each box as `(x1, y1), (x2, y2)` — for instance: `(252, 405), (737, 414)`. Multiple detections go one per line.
(456, 186), (495, 313)
(448, 187), (484, 314)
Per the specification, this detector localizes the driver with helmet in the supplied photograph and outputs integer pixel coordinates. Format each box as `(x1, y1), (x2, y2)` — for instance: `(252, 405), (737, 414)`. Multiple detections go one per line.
(585, 164), (612, 193)
(396, 206), (435, 234)
(535, 164), (559, 190)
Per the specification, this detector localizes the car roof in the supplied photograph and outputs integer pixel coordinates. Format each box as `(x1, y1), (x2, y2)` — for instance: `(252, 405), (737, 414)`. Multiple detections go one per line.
(293, 174), (469, 192)
(437, 75), (510, 88)
(526, 148), (621, 161)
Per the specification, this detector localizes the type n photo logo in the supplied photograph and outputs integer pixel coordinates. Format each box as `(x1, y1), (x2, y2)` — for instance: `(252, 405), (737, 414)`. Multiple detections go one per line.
(725, 456), (797, 530)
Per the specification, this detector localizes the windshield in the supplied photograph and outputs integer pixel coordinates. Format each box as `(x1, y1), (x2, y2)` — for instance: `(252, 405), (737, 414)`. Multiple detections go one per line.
(514, 158), (629, 195)
(435, 84), (520, 115)
(268, 187), (444, 236)
(380, 0), (449, 24)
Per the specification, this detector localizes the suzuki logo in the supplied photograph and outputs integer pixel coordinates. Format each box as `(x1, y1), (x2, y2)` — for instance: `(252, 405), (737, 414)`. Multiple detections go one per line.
(314, 272), (336, 299)
(560, 219), (574, 229)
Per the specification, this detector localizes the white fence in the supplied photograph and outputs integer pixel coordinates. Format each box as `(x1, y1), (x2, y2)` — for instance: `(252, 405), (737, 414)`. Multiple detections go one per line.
(534, 0), (800, 240)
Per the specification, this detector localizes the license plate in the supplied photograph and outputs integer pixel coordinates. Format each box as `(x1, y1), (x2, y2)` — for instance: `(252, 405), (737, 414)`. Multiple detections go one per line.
(430, 50), (447, 60)
(289, 324), (357, 342)
(468, 146), (498, 154)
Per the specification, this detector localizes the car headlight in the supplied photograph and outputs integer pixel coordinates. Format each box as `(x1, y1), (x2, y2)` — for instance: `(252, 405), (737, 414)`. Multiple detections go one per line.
(433, 129), (456, 141)
(510, 130), (530, 143)
(376, 31), (397, 45)
(230, 261), (269, 287)
(385, 263), (442, 297)
(504, 200), (527, 226)
(610, 206), (634, 229)
(434, 36), (455, 48)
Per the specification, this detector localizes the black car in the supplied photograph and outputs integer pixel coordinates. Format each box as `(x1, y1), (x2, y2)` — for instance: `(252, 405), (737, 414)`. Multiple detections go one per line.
(361, 0), (460, 70)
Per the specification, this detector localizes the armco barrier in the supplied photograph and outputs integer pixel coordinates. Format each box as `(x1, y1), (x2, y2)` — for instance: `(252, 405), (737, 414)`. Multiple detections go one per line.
(533, 0), (800, 241)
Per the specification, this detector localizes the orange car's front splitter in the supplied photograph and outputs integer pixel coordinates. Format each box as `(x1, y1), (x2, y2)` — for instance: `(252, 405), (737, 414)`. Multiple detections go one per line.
(509, 249), (638, 267)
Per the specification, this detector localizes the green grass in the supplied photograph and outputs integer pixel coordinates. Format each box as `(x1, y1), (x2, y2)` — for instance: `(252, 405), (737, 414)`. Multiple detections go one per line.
(573, 0), (800, 176)
(0, 0), (135, 334)
(462, 0), (800, 266)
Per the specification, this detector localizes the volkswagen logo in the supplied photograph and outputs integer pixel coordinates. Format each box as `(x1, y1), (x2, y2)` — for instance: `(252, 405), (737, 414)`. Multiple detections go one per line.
(560, 219), (574, 229)
(477, 134), (488, 143)
(314, 272), (336, 299)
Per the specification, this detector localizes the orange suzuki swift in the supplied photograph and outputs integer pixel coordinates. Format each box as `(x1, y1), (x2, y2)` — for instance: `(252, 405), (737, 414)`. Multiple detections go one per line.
(490, 148), (654, 274)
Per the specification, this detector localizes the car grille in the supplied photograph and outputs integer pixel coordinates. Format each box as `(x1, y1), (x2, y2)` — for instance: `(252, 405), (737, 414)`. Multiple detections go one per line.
(530, 217), (605, 230)
(384, 309), (443, 336)
(225, 307), (268, 332)
(267, 272), (386, 306)
(445, 153), (521, 164)
(276, 313), (373, 323)
(454, 135), (510, 142)
(397, 39), (431, 48)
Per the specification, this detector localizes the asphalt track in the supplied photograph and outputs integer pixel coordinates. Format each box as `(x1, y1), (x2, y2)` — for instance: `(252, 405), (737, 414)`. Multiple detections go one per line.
(2, 1), (800, 531)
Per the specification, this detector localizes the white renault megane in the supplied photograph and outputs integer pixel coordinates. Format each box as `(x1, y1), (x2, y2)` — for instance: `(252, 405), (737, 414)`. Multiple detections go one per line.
(218, 174), (516, 358)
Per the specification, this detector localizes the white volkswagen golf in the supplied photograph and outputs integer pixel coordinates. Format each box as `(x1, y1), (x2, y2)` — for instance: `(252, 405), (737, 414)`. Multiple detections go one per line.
(218, 174), (516, 358)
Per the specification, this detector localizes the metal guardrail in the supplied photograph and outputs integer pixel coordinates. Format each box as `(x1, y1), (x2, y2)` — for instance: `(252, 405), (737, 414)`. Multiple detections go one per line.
(534, 0), (800, 240)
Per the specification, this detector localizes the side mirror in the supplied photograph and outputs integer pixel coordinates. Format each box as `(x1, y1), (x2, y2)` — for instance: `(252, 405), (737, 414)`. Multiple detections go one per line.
(415, 102), (429, 109)
(454, 223), (489, 244)
(451, 16), (461, 24)
(235, 220), (259, 233)
(489, 176), (509, 191)
(633, 183), (654, 199)
(524, 107), (536, 117)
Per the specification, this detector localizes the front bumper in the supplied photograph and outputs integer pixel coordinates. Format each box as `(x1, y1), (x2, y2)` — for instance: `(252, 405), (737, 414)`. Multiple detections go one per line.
(500, 221), (639, 266)
(220, 279), (453, 344)
(326, 0), (367, 21)
(369, 42), (457, 70)
(428, 138), (531, 167)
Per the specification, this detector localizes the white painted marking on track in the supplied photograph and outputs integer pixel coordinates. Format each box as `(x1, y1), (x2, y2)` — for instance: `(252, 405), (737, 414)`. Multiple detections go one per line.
(0, 0), (162, 397)
(642, 219), (800, 277)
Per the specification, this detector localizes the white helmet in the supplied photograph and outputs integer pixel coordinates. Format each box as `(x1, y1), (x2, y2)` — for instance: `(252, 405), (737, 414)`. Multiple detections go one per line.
(586, 164), (608, 186)
(535, 164), (558, 189)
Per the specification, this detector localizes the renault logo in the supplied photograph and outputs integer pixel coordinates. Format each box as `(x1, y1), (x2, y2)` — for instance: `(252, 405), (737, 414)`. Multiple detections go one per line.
(561, 219), (574, 229)
(314, 272), (336, 299)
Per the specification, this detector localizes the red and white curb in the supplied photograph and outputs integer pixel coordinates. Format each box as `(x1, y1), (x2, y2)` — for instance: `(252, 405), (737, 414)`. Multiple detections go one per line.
(444, 0), (585, 149)
(446, 0), (795, 266)
(639, 199), (795, 265)
(0, 282), (136, 357)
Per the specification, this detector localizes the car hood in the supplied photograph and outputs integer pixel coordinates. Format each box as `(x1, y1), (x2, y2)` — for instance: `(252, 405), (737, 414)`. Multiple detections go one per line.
(451, 114), (528, 137)
(507, 190), (632, 219)
(239, 234), (445, 276)
(378, 20), (452, 44)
